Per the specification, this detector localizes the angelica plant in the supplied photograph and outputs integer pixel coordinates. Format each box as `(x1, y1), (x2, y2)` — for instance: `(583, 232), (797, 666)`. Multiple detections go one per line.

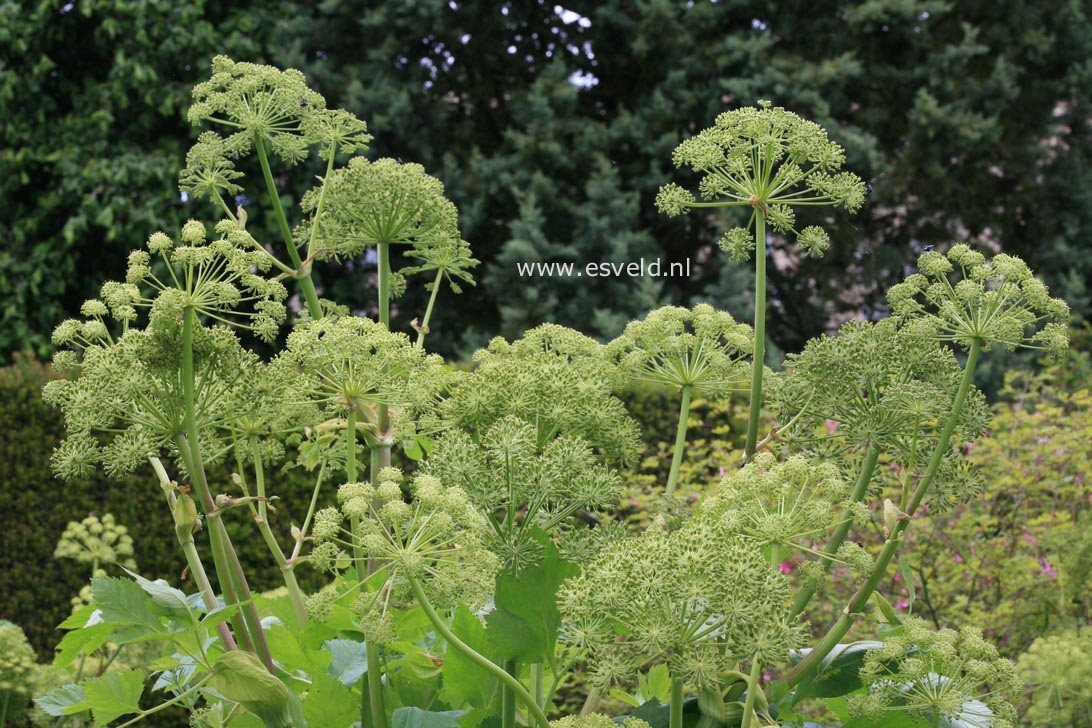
(607, 304), (752, 501)
(559, 520), (799, 728)
(657, 102), (866, 459)
(54, 513), (138, 610)
(849, 618), (1020, 728)
(787, 246), (1069, 690)
(37, 57), (1070, 728)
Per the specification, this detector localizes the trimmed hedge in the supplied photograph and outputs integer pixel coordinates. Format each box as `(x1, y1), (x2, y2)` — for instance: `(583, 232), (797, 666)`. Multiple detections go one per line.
(0, 355), (320, 654)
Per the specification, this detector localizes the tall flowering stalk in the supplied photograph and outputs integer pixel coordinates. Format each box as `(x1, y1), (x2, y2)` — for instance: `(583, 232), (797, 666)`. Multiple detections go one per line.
(657, 102), (866, 459)
(787, 245), (1068, 685)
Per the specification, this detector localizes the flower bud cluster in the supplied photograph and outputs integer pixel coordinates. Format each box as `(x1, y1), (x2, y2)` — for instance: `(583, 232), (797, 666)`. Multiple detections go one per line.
(607, 304), (753, 398)
(702, 454), (863, 564)
(311, 469), (499, 644)
(0, 622), (38, 700)
(770, 318), (991, 458)
(559, 520), (799, 690)
(424, 417), (623, 571)
(305, 157), (461, 262)
(657, 101), (866, 260)
(887, 244), (1069, 357)
(848, 617), (1020, 728)
(277, 317), (451, 450)
(54, 513), (137, 570)
(436, 334), (641, 467)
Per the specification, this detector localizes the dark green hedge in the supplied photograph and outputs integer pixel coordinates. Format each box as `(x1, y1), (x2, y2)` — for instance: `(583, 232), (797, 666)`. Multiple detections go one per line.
(0, 355), (320, 655)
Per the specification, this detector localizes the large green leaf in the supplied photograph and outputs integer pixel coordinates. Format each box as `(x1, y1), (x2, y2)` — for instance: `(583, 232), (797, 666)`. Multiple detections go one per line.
(303, 672), (358, 727)
(122, 567), (192, 619)
(791, 642), (882, 702)
(442, 606), (499, 713)
(210, 651), (306, 728)
(391, 706), (465, 728)
(52, 620), (117, 669)
(84, 669), (145, 725)
(91, 576), (167, 634)
(485, 535), (579, 663)
(325, 638), (369, 687)
(34, 684), (89, 717)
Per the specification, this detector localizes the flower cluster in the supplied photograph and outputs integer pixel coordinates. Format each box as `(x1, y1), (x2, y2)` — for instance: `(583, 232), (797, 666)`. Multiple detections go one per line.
(54, 513), (137, 570)
(400, 235), (479, 295)
(45, 323), (260, 480)
(701, 454), (866, 566)
(276, 316), (450, 450)
(305, 157), (461, 260)
(0, 622), (38, 712)
(769, 318), (991, 457)
(656, 101), (866, 261)
(559, 521), (798, 689)
(848, 617), (1020, 728)
(887, 244), (1069, 356)
(54, 513), (138, 610)
(607, 304), (753, 398)
(551, 717), (650, 728)
(434, 334), (641, 466)
(1017, 627), (1092, 728)
(188, 56), (370, 163)
(423, 416), (623, 572)
(310, 469), (499, 643)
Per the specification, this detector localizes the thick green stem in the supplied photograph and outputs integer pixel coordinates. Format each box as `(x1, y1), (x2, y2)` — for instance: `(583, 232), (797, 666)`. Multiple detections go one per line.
(578, 687), (601, 717)
(415, 269), (444, 348)
(669, 677), (685, 728)
(744, 210), (767, 460)
(786, 340), (982, 686)
(665, 385), (693, 497)
(409, 576), (550, 728)
(249, 437), (307, 627)
(180, 309), (272, 671)
(346, 412), (386, 728)
(377, 242), (391, 327)
(501, 659), (518, 728)
(740, 657), (763, 728)
(790, 445), (881, 617)
(254, 134), (322, 319)
(531, 663), (544, 710)
(151, 456), (238, 652)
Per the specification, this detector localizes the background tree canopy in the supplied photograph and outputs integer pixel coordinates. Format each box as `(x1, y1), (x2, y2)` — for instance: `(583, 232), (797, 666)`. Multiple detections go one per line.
(2, 0), (1090, 361)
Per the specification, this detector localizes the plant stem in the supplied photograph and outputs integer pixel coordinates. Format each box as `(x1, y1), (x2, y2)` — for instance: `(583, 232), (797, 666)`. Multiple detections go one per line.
(665, 384), (693, 497)
(180, 308), (272, 671)
(740, 657), (763, 728)
(151, 457), (239, 652)
(501, 659), (518, 728)
(345, 412), (386, 728)
(669, 676), (685, 728)
(531, 663), (544, 710)
(744, 209), (767, 460)
(248, 436), (307, 627)
(415, 269), (444, 348)
(786, 340), (981, 686)
(790, 445), (881, 617)
(375, 240), (393, 476)
(115, 675), (212, 728)
(578, 687), (601, 717)
(408, 576), (550, 728)
(377, 242), (391, 327)
(254, 134), (322, 319)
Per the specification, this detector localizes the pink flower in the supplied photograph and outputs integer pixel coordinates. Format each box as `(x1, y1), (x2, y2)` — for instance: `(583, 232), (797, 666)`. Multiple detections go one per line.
(895, 599), (911, 611)
(953, 553), (964, 564)
(718, 466), (726, 477)
(1039, 557), (1058, 579)
(778, 560), (795, 575)
(824, 419), (839, 436)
